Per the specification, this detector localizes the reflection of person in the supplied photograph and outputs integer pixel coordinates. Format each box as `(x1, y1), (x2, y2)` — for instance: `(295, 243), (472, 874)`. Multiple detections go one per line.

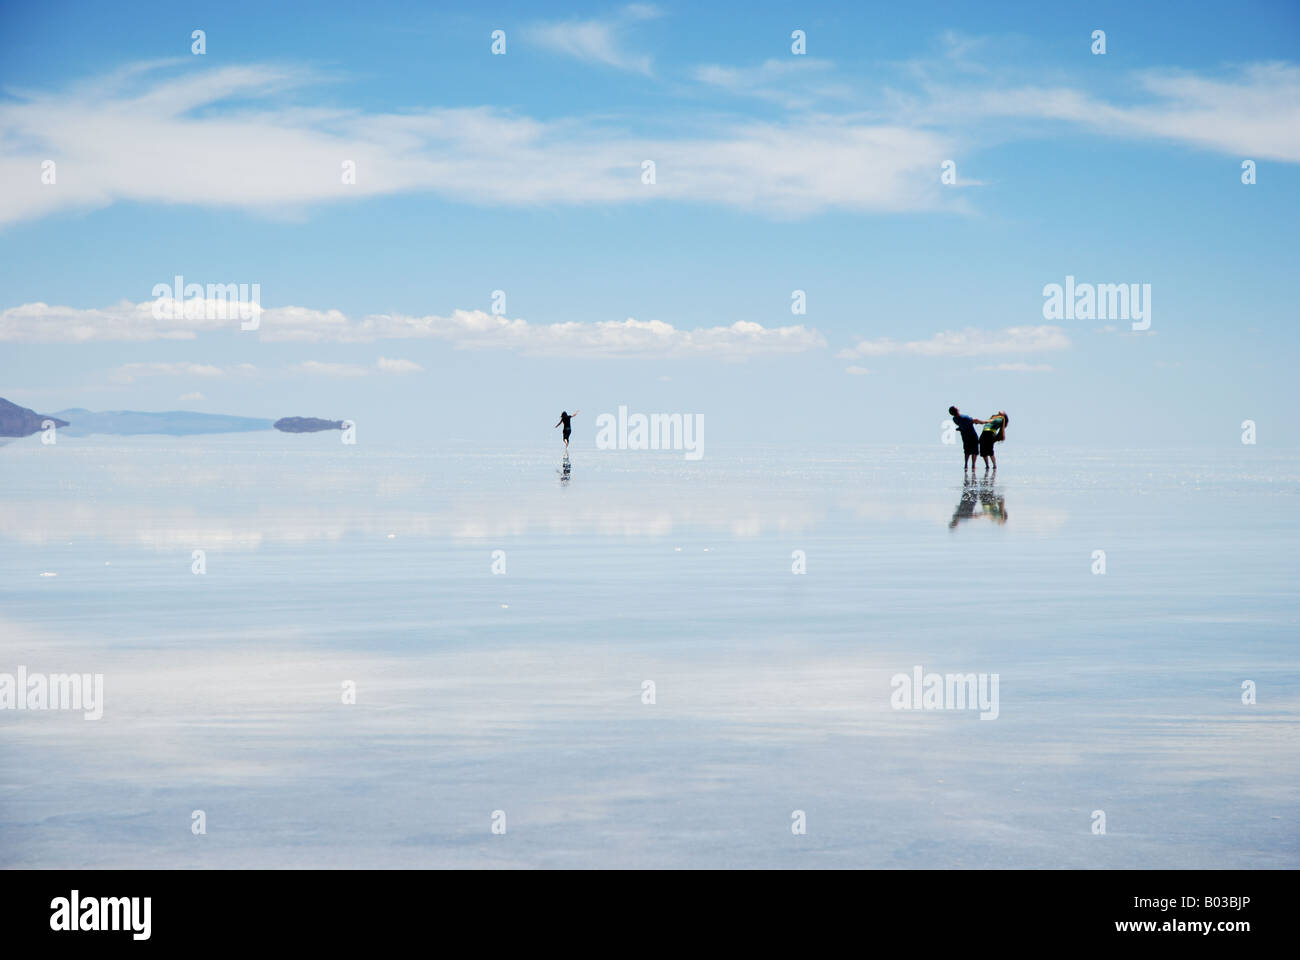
(978, 482), (1007, 525)
(949, 479), (978, 528)
(949, 479), (1007, 528)
(554, 409), (579, 451)
(979, 411), (1008, 473)
(949, 406), (987, 473)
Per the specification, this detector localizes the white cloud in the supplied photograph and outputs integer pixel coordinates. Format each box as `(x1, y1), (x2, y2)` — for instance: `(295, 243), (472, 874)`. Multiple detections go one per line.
(178, 392), (205, 402)
(844, 366), (873, 376)
(694, 59), (851, 109)
(0, 62), (957, 225)
(110, 361), (254, 383)
(839, 326), (1070, 359)
(375, 357), (423, 374)
(104, 357), (423, 382)
(8, 299), (824, 360)
(290, 361), (371, 378)
(2, 57), (1294, 228)
(527, 5), (662, 74)
(926, 63), (1300, 162)
(292, 358), (424, 376)
(977, 362), (1054, 372)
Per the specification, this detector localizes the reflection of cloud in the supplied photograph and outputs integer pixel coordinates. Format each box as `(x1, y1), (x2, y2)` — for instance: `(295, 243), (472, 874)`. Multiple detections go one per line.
(6, 612), (1294, 869)
(841, 496), (1068, 534)
(0, 496), (824, 549)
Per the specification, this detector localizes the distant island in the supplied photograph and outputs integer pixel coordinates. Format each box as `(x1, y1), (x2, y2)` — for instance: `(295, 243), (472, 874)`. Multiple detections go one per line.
(54, 408), (273, 437)
(274, 417), (345, 433)
(0, 398), (68, 437)
(0, 396), (340, 438)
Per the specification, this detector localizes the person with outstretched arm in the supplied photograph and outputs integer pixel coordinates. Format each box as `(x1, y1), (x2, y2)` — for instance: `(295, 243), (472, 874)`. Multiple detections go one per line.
(555, 410), (579, 452)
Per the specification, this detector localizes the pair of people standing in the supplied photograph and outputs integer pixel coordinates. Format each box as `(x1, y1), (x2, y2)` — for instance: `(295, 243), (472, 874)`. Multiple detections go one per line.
(949, 406), (1008, 473)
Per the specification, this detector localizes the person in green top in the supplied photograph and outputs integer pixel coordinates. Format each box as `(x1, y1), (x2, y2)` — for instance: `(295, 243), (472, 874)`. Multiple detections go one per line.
(978, 411), (1008, 472)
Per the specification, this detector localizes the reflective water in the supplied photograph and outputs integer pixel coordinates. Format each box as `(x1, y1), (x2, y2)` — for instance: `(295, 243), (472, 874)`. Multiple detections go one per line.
(1, 434), (1296, 867)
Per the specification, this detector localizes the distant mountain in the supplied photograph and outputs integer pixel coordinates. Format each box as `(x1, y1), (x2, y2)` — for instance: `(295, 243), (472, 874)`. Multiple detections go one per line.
(3, 397), (346, 438)
(274, 417), (345, 433)
(53, 408), (274, 436)
(0, 397), (69, 437)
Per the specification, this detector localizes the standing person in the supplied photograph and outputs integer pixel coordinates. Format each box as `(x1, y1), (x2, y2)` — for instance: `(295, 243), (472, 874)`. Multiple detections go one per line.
(555, 409), (579, 452)
(949, 406), (986, 473)
(979, 411), (1007, 473)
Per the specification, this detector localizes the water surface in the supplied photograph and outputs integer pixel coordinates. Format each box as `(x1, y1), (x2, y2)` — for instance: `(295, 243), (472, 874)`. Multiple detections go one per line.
(1, 435), (1296, 867)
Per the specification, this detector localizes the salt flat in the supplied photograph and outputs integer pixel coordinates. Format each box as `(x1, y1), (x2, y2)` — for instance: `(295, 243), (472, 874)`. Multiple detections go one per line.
(1, 434), (1296, 868)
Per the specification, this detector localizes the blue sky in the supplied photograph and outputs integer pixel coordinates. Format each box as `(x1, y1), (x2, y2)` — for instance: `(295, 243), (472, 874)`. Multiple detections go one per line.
(1, 0), (1297, 446)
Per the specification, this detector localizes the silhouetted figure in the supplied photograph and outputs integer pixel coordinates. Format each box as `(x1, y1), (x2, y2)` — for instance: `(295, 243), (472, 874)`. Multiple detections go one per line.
(979, 411), (1008, 474)
(949, 405), (988, 474)
(555, 409), (579, 451)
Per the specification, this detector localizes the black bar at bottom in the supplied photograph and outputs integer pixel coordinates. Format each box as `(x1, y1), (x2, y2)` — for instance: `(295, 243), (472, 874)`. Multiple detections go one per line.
(1, 869), (1285, 946)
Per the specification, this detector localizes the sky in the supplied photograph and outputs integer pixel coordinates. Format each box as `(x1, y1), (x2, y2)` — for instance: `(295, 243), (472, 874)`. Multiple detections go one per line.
(1, 0), (1297, 447)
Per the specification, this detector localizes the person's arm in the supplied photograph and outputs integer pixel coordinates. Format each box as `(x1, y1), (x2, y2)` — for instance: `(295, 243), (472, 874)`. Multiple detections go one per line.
(571, 410), (579, 418)
(554, 420), (561, 428)
(972, 418), (986, 424)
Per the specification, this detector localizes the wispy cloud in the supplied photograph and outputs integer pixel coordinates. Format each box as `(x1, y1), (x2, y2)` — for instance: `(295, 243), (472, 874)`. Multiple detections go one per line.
(291, 358), (424, 377)
(107, 358), (423, 382)
(977, 362), (1054, 372)
(375, 356), (424, 374)
(0, 61), (955, 224)
(4, 299), (825, 360)
(838, 326), (1070, 359)
(527, 4), (662, 75)
(2, 56), (1296, 227)
(919, 63), (1300, 162)
(693, 59), (851, 109)
(110, 361), (256, 383)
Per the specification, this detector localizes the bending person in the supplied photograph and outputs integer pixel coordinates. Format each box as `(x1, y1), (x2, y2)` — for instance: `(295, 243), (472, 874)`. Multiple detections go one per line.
(979, 411), (1008, 472)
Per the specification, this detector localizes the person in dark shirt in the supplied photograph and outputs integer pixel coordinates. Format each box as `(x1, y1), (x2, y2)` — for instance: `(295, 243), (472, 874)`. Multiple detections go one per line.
(949, 406), (986, 473)
(554, 409), (579, 452)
